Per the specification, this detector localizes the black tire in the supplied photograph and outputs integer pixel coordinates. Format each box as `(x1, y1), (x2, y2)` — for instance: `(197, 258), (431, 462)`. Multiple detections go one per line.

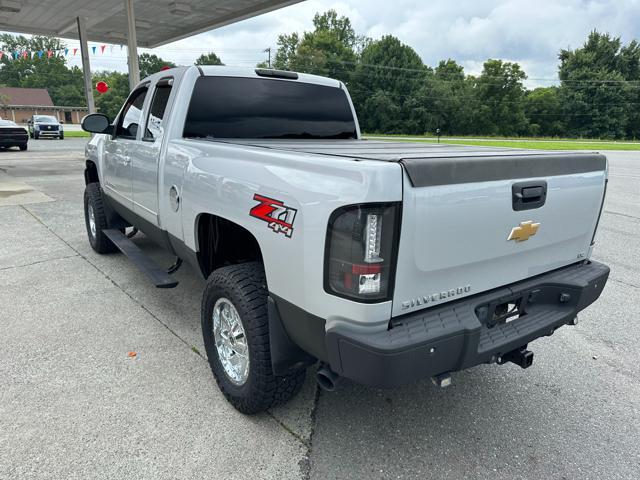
(201, 262), (306, 414)
(19, 144), (27, 151)
(34, 132), (39, 140)
(84, 182), (118, 254)
(59, 133), (64, 140)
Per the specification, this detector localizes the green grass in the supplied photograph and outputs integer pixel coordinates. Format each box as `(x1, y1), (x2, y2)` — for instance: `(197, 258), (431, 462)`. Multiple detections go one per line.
(64, 130), (90, 138)
(429, 139), (640, 151)
(368, 136), (640, 151)
(366, 133), (640, 143)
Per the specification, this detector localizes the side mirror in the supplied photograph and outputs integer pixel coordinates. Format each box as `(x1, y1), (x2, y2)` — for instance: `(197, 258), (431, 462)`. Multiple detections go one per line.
(81, 113), (113, 134)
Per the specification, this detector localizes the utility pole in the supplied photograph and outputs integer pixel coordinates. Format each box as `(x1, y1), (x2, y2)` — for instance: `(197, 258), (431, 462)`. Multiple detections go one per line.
(264, 47), (271, 68)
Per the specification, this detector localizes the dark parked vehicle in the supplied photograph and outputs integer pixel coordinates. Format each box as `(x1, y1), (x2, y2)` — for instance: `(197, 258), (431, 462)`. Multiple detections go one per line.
(28, 115), (64, 139)
(0, 119), (28, 150)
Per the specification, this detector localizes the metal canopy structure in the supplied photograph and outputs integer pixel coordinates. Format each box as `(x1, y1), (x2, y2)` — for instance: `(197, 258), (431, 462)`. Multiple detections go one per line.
(0, 0), (303, 112)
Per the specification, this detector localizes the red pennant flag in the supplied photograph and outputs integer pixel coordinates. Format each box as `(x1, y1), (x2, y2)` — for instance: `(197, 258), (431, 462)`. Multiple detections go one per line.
(47, 50), (53, 58)
(22, 51), (28, 59)
(73, 48), (78, 56)
(100, 45), (106, 54)
(0, 52), (4, 60)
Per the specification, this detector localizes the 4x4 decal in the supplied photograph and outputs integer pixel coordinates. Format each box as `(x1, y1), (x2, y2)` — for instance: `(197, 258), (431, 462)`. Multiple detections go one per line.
(250, 194), (297, 238)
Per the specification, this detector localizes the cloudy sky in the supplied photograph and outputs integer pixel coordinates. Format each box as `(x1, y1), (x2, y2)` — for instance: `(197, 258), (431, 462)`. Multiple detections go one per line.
(63, 0), (640, 88)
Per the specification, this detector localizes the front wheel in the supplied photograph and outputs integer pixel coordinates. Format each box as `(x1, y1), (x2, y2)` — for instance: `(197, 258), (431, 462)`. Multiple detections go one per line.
(84, 183), (118, 253)
(59, 133), (64, 140)
(201, 262), (306, 414)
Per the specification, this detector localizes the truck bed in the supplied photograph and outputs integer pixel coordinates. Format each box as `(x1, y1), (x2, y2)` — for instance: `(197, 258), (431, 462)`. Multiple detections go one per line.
(217, 139), (606, 187)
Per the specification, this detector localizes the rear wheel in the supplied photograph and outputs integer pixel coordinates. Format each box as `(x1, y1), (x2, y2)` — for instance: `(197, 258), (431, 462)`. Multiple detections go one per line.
(84, 182), (118, 254)
(19, 144), (27, 151)
(201, 262), (306, 414)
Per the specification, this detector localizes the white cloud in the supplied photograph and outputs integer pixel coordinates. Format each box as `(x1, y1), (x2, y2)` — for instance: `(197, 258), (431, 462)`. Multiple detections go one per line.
(58, 0), (640, 87)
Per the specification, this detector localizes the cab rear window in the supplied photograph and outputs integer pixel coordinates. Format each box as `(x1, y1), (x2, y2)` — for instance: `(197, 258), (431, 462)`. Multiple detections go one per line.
(183, 76), (357, 140)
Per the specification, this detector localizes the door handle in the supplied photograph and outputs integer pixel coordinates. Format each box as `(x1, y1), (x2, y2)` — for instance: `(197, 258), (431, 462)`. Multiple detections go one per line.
(512, 181), (547, 211)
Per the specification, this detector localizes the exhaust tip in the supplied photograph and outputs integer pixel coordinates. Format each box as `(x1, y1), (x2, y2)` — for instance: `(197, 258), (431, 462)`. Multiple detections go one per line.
(316, 365), (339, 392)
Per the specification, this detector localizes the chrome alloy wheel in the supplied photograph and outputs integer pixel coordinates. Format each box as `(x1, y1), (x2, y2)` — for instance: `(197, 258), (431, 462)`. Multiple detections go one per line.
(212, 298), (250, 385)
(88, 204), (96, 238)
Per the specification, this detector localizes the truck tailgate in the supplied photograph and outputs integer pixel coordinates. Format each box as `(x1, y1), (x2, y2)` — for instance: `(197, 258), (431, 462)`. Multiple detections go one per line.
(393, 151), (607, 317)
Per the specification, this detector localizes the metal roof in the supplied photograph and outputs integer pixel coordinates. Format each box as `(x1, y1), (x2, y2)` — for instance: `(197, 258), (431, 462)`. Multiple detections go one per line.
(0, 0), (303, 48)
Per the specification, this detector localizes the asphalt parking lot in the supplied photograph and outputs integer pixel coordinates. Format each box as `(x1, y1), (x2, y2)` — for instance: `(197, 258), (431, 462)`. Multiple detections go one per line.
(1, 138), (639, 479)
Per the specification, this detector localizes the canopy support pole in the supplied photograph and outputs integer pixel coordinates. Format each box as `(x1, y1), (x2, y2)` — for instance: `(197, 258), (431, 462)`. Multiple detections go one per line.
(125, 0), (140, 90)
(76, 16), (95, 114)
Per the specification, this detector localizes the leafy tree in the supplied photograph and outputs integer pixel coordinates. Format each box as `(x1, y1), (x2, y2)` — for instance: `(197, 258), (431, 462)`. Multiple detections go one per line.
(195, 52), (224, 66)
(414, 59), (478, 135)
(351, 35), (428, 134)
(525, 87), (565, 136)
(138, 53), (176, 79)
(558, 31), (635, 139)
(92, 71), (130, 120)
(473, 59), (529, 135)
(273, 10), (360, 84)
(273, 32), (300, 71)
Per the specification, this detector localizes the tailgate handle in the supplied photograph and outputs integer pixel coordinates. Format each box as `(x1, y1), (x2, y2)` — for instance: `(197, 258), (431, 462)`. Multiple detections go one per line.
(512, 181), (547, 211)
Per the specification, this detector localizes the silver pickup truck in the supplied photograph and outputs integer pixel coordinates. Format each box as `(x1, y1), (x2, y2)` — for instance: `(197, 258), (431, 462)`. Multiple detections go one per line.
(81, 66), (609, 414)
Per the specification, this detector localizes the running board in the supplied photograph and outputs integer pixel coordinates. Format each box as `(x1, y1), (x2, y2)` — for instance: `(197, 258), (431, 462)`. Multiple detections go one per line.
(103, 229), (178, 289)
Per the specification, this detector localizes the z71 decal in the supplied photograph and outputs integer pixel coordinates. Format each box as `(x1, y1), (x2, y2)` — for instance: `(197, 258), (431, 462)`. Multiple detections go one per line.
(250, 194), (297, 238)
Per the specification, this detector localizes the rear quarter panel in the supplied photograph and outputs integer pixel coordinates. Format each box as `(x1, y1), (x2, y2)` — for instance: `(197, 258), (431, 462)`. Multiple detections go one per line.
(173, 140), (404, 330)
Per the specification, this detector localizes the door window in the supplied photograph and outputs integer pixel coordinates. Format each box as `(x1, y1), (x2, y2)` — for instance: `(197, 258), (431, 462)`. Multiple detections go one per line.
(116, 86), (149, 139)
(144, 79), (173, 141)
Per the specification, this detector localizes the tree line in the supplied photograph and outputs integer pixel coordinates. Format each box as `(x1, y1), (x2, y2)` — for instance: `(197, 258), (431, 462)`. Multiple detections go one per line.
(1, 12), (638, 139)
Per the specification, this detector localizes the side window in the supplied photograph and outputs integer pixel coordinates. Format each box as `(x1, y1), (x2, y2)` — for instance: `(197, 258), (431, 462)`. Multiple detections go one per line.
(143, 79), (173, 141)
(116, 86), (149, 139)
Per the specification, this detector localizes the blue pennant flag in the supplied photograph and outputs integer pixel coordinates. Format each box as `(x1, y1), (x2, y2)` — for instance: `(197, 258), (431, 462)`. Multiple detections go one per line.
(91, 46), (96, 54)
(64, 48), (69, 56)
(37, 50), (43, 58)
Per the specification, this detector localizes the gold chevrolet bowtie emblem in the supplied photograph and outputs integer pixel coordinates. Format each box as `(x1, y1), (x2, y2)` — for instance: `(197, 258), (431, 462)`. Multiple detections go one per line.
(508, 221), (540, 242)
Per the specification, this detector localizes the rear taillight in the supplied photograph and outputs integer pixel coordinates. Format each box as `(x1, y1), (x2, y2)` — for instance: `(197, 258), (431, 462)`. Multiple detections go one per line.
(324, 203), (401, 302)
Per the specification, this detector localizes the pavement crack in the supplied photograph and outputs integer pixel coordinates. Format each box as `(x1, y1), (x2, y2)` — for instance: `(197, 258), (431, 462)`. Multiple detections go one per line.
(298, 382), (321, 480)
(609, 277), (640, 289)
(603, 210), (640, 221)
(0, 254), (79, 271)
(266, 411), (310, 448)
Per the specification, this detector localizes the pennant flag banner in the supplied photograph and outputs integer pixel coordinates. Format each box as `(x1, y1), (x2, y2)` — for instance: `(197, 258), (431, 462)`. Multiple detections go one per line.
(0, 43), (122, 60)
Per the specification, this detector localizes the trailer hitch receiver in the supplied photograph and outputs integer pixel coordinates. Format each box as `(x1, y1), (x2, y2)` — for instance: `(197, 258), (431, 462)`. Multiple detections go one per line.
(498, 346), (534, 369)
